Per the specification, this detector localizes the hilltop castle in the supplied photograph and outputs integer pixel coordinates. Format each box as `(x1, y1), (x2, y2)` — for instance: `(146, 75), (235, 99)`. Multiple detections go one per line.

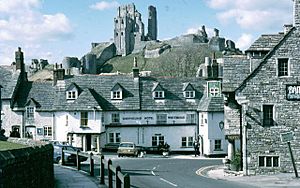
(114, 4), (157, 56)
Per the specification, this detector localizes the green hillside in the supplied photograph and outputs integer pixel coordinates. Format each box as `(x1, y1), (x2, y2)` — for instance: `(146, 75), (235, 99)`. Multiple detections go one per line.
(101, 43), (222, 77)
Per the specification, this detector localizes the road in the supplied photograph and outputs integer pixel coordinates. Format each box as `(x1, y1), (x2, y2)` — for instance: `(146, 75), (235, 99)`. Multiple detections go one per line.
(80, 154), (257, 188)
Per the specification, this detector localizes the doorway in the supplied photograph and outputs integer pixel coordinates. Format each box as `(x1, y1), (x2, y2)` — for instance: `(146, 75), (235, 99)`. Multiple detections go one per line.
(86, 134), (91, 151)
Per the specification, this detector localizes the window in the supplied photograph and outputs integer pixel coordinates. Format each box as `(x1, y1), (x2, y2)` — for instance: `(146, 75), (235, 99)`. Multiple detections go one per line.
(181, 136), (193, 147)
(278, 58), (289, 77)
(184, 91), (195, 99)
(209, 87), (220, 97)
(263, 105), (274, 126)
(66, 115), (68, 126)
(109, 132), (121, 143)
(44, 126), (52, 136)
(111, 91), (122, 99)
(156, 114), (167, 124)
(214, 140), (222, 150)
(152, 135), (164, 146)
(112, 113), (120, 124)
(153, 91), (164, 99)
(186, 114), (196, 124)
(200, 113), (204, 125)
(66, 91), (77, 99)
(259, 156), (279, 167)
(26, 107), (34, 118)
(80, 112), (88, 127)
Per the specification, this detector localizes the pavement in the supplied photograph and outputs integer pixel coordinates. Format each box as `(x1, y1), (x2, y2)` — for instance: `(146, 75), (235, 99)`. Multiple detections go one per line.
(54, 164), (107, 188)
(198, 165), (300, 188)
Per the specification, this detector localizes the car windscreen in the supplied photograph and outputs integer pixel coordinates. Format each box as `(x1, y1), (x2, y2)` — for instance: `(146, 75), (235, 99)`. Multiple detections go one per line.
(119, 143), (134, 148)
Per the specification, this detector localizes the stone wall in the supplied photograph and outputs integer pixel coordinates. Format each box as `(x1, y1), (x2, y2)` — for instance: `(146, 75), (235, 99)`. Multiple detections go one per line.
(0, 138), (54, 188)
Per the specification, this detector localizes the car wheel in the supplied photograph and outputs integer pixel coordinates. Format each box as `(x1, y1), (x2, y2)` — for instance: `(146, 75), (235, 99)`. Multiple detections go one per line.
(118, 154), (121, 157)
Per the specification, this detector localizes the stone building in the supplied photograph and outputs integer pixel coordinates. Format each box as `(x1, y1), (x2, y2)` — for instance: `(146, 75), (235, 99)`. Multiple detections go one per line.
(223, 0), (300, 175)
(114, 3), (157, 56)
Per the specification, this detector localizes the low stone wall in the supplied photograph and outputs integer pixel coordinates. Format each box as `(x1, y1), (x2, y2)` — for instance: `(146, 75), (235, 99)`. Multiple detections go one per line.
(0, 138), (54, 188)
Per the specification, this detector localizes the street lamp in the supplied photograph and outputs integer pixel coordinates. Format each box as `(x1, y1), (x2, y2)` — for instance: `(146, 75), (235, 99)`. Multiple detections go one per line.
(219, 121), (224, 131)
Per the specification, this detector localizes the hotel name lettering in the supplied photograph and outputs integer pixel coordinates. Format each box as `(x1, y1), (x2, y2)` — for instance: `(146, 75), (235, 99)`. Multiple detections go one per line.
(286, 85), (300, 100)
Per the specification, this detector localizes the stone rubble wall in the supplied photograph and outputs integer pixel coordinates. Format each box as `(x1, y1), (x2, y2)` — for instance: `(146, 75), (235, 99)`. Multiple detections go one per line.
(0, 138), (54, 188)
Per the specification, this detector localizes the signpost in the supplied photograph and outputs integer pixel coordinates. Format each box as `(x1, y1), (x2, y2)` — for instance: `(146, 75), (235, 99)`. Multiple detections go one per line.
(281, 132), (298, 178)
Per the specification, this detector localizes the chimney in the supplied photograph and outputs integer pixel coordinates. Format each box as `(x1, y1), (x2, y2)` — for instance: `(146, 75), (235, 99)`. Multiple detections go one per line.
(53, 63), (65, 85)
(205, 57), (212, 78)
(294, 0), (300, 28)
(284, 24), (293, 34)
(15, 47), (25, 72)
(132, 57), (139, 78)
(211, 53), (219, 79)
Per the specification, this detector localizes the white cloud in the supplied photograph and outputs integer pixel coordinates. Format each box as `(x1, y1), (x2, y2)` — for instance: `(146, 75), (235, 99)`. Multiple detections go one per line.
(186, 26), (215, 37)
(206, 0), (293, 31)
(236, 33), (253, 50)
(0, 0), (73, 65)
(90, 1), (119, 11)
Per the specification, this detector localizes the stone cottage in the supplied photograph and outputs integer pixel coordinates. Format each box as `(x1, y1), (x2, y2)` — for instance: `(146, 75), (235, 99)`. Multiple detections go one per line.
(223, 0), (300, 175)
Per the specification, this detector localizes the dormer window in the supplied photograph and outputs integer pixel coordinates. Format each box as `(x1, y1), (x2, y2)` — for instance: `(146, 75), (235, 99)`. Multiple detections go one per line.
(184, 91), (195, 98)
(66, 83), (81, 100)
(111, 83), (123, 100)
(153, 91), (164, 99)
(67, 91), (77, 99)
(183, 83), (195, 99)
(207, 81), (221, 97)
(152, 82), (165, 99)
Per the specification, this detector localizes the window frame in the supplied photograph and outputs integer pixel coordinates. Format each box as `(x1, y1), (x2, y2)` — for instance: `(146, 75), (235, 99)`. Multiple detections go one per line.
(214, 139), (222, 151)
(153, 91), (164, 99)
(181, 136), (194, 147)
(111, 113), (120, 124)
(43, 126), (52, 136)
(66, 90), (77, 100)
(184, 91), (195, 99)
(80, 112), (88, 127)
(186, 113), (196, 124)
(152, 135), (164, 146)
(258, 156), (280, 168)
(277, 58), (289, 77)
(263, 105), (274, 127)
(111, 90), (122, 100)
(26, 106), (34, 119)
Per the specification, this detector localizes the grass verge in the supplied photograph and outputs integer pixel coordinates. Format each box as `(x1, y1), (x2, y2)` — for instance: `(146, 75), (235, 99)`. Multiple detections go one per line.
(0, 141), (28, 151)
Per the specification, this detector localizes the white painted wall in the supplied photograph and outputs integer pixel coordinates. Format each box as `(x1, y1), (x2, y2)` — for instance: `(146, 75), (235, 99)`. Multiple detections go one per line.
(2, 100), (23, 137)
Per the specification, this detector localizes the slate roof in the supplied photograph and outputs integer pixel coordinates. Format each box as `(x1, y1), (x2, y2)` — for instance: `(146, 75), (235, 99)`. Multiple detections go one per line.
(11, 73), (223, 112)
(13, 81), (55, 111)
(140, 77), (206, 111)
(222, 55), (250, 92)
(246, 34), (284, 52)
(197, 94), (224, 112)
(0, 66), (20, 99)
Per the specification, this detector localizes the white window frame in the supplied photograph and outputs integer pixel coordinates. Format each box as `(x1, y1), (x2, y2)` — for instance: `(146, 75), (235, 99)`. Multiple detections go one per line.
(152, 135), (164, 146)
(112, 113), (120, 124)
(26, 106), (34, 119)
(277, 58), (290, 77)
(66, 90), (77, 100)
(184, 91), (195, 99)
(214, 139), (222, 151)
(181, 136), (193, 147)
(43, 126), (52, 136)
(80, 112), (88, 127)
(153, 91), (164, 99)
(111, 90), (122, 100)
(109, 132), (121, 143)
(258, 156), (280, 168)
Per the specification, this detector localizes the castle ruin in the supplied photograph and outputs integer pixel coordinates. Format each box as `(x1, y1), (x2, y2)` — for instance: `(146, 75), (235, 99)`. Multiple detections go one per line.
(114, 3), (157, 56)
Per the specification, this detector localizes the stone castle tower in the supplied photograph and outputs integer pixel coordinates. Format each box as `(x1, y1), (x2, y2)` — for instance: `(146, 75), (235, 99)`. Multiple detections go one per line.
(114, 4), (157, 56)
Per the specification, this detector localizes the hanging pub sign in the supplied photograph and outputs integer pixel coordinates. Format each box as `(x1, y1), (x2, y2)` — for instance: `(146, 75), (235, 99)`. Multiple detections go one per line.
(286, 85), (300, 100)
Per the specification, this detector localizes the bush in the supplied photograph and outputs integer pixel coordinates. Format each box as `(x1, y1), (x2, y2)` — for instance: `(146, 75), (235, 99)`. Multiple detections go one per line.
(230, 151), (241, 171)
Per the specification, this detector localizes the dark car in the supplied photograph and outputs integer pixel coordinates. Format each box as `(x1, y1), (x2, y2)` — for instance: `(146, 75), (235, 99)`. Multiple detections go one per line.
(53, 145), (87, 164)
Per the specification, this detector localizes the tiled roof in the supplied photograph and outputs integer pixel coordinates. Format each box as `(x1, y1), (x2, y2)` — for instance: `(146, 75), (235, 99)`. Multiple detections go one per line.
(0, 66), (20, 99)
(222, 55), (250, 92)
(140, 77), (206, 111)
(197, 95), (224, 112)
(246, 34), (284, 52)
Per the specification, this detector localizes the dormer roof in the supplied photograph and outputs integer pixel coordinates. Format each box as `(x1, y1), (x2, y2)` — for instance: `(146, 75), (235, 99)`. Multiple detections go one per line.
(111, 83), (123, 91)
(182, 83), (195, 91)
(152, 82), (164, 92)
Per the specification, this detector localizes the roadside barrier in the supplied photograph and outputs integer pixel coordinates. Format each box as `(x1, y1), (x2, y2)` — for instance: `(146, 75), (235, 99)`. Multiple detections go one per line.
(62, 149), (130, 188)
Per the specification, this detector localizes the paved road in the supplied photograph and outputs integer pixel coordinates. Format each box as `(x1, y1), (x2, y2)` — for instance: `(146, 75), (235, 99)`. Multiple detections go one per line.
(79, 155), (258, 188)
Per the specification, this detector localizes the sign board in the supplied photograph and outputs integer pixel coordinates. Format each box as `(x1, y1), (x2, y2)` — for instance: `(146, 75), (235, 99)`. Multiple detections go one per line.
(286, 85), (300, 100)
(281, 132), (293, 143)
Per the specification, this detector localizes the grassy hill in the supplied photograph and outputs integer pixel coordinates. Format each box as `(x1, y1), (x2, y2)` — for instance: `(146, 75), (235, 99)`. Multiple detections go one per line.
(102, 43), (222, 77)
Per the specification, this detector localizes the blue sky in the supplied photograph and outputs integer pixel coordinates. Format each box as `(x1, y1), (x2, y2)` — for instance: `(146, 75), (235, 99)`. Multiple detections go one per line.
(0, 0), (294, 65)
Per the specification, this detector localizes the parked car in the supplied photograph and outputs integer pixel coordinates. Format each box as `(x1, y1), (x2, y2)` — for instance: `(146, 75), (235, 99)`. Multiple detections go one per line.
(53, 145), (87, 164)
(117, 142), (139, 157)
